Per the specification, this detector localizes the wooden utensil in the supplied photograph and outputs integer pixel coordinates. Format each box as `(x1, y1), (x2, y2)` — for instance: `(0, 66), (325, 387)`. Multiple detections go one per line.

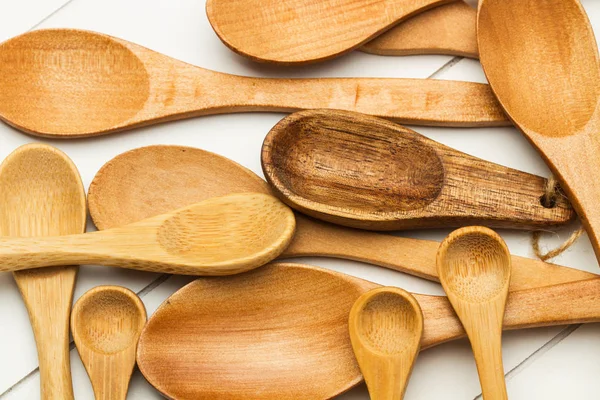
(0, 29), (508, 138)
(262, 109), (573, 230)
(87, 145), (596, 292)
(478, 0), (600, 259)
(0, 193), (295, 275)
(349, 287), (423, 400)
(437, 227), (510, 399)
(138, 262), (600, 400)
(0, 144), (86, 399)
(72, 286), (146, 400)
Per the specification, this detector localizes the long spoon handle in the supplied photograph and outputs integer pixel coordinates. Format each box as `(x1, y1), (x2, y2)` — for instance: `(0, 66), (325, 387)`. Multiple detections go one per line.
(470, 326), (508, 400)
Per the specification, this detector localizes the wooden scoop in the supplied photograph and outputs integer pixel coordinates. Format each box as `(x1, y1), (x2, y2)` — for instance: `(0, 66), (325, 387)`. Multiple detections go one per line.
(261, 109), (573, 230)
(72, 286), (146, 400)
(478, 0), (600, 259)
(0, 29), (507, 138)
(0, 193), (295, 275)
(0, 144), (86, 399)
(87, 145), (596, 292)
(349, 287), (423, 400)
(138, 262), (600, 400)
(438, 227), (510, 399)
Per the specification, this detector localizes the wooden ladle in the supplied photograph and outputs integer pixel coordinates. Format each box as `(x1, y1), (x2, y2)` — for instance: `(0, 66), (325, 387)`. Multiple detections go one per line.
(478, 0), (600, 259)
(0, 29), (507, 138)
(0, 193), (295, 275)
(87, 145), (596, 292)
(72, 286), (147, 400)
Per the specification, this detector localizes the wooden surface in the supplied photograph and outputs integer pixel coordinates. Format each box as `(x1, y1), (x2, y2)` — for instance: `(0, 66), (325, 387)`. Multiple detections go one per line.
(72, 286), (146, 400)
(437, 227), (510, 400)
(349, 287), (423, 400)
(0, 144), (86, 399)
(0, 193), (295, 275)
(262, 110), (573, 230)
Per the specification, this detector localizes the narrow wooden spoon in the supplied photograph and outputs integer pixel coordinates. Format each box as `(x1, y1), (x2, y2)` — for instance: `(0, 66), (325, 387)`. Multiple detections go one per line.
(0, 193), (295, 275)
(349, 287), (423, 400)
(0, 144), (86, 399)
(261, 109), (573, 230)
(0, 29), (507, 138)
(72, 286), (147, 400)
(138, 262), (600, 400)
(87, 145), (596, 291)
(478, 0), (600, 260)
(437, 227), (510, 399)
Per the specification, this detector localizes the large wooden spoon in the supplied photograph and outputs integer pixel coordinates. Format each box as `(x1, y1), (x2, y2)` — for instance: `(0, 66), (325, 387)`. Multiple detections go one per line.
(478, 0), (600, 259)
(138, 262), (600, 400)
(87, 145), (596, 291)
(0, 144), (86, 399)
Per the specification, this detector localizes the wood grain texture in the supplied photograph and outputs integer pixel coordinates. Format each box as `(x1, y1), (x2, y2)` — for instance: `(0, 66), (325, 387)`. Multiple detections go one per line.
(138, 262), (600, 400)
(362, 1), (478, 58)
(0, 29), (508, 138)
(0, 144), (86, 400)
(0, 193), (295, 275)
(72, 286), (146, 400)
(262, 110), (573, 230)
(478, 0), (600, 261)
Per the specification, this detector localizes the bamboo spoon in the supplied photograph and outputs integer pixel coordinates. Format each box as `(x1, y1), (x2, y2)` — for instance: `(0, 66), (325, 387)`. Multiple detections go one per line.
(72, 286), (146, 400)
(437, 227), (510, 399)
(87, 145), (596, 291)
(138, 262), (600, 400)
(349, 287), (423, 400)
(0, 29), (508, 138)
(0, 144), (86, 399)
(261, 109), (572, 230)
(478, 0), (600, 259)
(0, 193), (295, 275)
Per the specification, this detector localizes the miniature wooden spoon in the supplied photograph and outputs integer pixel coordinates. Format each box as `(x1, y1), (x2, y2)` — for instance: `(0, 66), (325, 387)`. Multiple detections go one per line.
(349, 287), (423, 400)
(261, 109), (573, 230)
(87, 145), (596, 291)
(72, 286), (147, 400)
(0, 144), (86, 399)
(0, 29), (507, 138)
(437, 227), (510, 399)
(478, 0), (600, 259)
(138, 262), (600, 400)
(0, 193), (295, 275)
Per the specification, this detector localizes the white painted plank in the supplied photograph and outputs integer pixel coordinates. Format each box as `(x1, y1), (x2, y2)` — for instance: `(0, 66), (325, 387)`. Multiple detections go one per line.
(0, 0), (70, 42)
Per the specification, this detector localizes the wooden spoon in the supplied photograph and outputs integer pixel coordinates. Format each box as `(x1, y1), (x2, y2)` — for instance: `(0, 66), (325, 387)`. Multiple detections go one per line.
(349, 287), (423, 400)
(0, 193), (295, 275)
(87, 145), (596, 291)
(478, 0), (600, 259)
(261, 109), (573, 230)
(72, 286), (147, 400)
(138, 262), (600, 400)
(0, 29), (507, 138)
(437, 227), (510, 399)
(0, 144), (86, 399)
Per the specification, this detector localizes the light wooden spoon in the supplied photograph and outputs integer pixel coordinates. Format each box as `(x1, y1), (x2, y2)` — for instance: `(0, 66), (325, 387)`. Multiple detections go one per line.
(437, 227), (510, 399)
(87, 145), (596, 291)
(0, 193), (295, 275)
(72, 286), (147, 400)
(0, 144), (86, 399)
(0, 29), (507, 138)
(478, 0), (600, 260)
(349, 287), (423, 400)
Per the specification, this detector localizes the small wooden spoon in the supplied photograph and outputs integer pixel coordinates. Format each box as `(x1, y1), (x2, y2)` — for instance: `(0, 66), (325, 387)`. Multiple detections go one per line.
(437, 227), (510, 399)
(87, 145), (596, 291)
(261, 109), (573, 230)
(478, 0), (600, 260)
(72, 286), (147, 400)
(0, 193), (295, 275)
(349, 287), (423, 400)
(0, 29), (507, 138)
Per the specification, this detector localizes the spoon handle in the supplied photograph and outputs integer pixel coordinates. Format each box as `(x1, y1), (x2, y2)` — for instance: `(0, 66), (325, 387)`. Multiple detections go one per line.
(469, 326), (508, 400)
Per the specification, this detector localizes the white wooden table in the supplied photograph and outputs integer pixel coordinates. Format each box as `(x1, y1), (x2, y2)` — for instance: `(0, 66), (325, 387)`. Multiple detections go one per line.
(0, 1), (598, 398)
